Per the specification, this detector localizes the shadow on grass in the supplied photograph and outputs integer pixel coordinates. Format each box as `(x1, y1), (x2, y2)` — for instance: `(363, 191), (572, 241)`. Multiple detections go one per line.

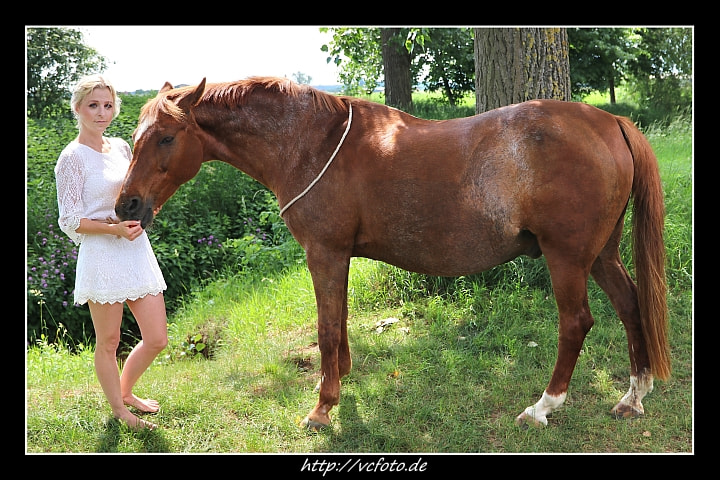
(95, 417), (171, 453)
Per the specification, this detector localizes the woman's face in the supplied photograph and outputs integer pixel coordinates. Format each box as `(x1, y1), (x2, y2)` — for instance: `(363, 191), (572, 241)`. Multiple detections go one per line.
(75, 87), (115, 134)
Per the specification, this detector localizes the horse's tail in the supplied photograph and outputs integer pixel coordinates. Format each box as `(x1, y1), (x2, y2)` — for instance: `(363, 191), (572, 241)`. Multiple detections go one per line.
(616, 116), (671, 381)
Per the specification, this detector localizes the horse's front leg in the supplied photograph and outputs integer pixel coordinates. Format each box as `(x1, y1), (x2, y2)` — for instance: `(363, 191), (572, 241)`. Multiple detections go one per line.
(300, 250), (351, 430)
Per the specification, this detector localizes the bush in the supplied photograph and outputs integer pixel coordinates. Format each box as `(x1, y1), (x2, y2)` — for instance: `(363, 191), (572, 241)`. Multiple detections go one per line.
(27, 211), (93, 343)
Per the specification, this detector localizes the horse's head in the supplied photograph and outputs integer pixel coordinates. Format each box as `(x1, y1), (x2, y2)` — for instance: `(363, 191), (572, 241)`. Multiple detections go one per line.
(115, 78), (207, 228)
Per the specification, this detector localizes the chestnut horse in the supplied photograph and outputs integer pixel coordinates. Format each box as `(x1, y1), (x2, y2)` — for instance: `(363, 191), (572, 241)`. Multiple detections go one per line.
(116, 77), (670, 429)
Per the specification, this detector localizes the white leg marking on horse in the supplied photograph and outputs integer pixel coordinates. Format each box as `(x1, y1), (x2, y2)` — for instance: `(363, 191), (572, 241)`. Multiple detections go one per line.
(518, 390), (567, 426)
(617, 374), (654, 414)
(314, 374), (325, 393)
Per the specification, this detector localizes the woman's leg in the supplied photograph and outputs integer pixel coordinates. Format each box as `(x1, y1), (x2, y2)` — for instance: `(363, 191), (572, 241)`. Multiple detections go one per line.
(121, 293), (168, 413)
(88, 301), (155, 430)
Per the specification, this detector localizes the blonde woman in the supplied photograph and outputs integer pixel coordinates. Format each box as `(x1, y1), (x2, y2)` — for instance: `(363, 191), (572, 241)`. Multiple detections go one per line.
(55, 74), (167, 430)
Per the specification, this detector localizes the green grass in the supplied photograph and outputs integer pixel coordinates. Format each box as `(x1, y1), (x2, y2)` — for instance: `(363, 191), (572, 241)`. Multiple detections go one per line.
(26, 256), (692, 453)
(26, 108), (692, 455)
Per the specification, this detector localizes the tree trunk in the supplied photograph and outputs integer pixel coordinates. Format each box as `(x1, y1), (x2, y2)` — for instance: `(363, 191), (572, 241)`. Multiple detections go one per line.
(474, 27), (570, 114)
(381, 28), (414, 113)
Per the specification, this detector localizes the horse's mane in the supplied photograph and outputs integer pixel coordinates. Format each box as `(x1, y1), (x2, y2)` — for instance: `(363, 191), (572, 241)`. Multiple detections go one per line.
(141, 76), (347, 122)
(207, 76), (347, 113)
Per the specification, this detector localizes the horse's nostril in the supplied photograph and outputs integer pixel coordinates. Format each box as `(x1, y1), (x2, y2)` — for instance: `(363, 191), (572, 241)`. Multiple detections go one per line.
(116, 196), (142, 220)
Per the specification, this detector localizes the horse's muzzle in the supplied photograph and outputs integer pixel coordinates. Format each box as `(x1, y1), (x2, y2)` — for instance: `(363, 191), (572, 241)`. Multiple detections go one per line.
(140, 208), (154, 229)
(115, 196), (154, 229)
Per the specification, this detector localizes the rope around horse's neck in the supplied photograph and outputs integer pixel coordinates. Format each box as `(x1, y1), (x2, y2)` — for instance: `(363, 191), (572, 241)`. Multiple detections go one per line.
(279, 103), (353, 217)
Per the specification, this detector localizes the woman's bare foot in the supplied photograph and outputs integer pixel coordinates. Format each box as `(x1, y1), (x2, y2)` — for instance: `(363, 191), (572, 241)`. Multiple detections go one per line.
(115, 409), (158, 431)
(123, 394), (160, 413)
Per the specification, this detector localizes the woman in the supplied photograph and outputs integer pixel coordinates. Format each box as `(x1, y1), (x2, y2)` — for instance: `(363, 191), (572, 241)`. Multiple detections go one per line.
(55, 74), (167, 430)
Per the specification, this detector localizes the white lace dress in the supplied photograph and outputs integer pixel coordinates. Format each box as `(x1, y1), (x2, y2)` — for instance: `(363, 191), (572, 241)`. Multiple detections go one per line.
(55, 138), (167, 305)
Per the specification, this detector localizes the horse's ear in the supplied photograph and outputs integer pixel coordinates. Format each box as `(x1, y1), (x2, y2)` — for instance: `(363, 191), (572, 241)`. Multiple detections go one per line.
(190, 78), (206, 106)
(159, 82), (174, 93)
(176, 78), (206, 115)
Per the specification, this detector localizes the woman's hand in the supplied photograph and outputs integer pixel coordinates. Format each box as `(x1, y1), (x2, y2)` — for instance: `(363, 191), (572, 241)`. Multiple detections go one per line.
(116, 220), (144, 241)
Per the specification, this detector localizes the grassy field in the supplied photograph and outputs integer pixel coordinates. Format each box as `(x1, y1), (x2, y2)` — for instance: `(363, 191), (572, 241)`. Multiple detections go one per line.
(26, 110), (692, 456)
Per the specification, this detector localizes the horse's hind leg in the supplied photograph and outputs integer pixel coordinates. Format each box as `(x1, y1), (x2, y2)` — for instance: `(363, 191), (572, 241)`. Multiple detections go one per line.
(516, 257), (595, 426)
(590, 219), (654, 418)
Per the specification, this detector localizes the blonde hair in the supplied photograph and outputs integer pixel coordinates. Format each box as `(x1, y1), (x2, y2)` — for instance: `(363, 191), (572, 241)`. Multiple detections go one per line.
(70, 74), (122, 129)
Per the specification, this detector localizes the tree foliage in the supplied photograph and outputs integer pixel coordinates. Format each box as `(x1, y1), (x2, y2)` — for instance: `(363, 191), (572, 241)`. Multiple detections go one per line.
(321, 27), (476, 107)
(414, 28), (475, 106)
(321, 27), (384, 95)
(626, 27), (692, 118)
(291, 72), (312, 85)
(568, 28), (634, 102)
(26, 27), (107, 119)
(568, 27), (692, 115)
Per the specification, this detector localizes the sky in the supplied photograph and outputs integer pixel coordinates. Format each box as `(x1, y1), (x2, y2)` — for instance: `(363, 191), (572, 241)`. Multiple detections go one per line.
(75, 25), (342, 92)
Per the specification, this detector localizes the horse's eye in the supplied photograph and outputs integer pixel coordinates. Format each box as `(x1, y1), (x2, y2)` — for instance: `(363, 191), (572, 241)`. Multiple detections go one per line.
(159, 136), (174, 145)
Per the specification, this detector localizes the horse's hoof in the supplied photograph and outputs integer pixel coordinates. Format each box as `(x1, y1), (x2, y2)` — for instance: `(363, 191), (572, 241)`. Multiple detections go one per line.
(515, 410), (547, 427)
(300, 416), (329, 431)
(610, 403), (644, 419)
